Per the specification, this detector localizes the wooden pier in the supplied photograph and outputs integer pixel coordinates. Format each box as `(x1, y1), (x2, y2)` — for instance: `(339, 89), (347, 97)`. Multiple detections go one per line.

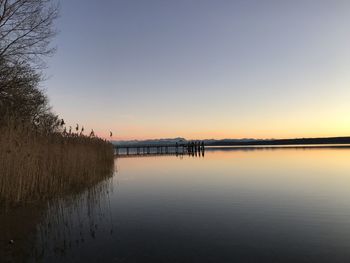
(114, 141), (205, 157)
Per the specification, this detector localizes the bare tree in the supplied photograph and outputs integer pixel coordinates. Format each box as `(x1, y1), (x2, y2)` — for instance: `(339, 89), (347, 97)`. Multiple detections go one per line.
(0, 58), (57, 128)
(0, 0), (59, 67)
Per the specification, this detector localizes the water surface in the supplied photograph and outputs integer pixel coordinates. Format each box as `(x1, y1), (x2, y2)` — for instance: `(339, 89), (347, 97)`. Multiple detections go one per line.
(30, 147), (350, 262)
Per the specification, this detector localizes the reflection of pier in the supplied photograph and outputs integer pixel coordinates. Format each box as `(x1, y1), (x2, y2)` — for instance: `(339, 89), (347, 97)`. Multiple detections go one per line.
(114, 142), (205, 157)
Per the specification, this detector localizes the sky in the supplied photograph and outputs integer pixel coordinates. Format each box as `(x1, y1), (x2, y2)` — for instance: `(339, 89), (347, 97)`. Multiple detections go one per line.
(45, 0), (350, 140)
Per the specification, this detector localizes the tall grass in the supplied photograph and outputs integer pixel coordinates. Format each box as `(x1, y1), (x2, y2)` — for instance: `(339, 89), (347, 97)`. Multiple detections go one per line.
(0, 117), (114, 206)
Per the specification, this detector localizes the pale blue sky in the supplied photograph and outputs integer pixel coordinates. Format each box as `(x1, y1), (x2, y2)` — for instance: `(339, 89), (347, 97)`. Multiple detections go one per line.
(46, 0), (350, 139)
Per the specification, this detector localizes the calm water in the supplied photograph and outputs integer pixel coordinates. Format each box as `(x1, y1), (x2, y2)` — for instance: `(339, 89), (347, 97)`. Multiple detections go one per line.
(30, 147), (350, 262)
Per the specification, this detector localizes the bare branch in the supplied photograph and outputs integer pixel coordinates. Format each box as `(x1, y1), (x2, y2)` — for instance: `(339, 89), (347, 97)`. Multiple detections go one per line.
(0, 0), (59, 68)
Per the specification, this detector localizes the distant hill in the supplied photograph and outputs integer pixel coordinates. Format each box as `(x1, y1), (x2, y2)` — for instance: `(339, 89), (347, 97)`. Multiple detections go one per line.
(204, 137), (350, 146)
(112, 137), (187, 146)
(112, 136), (350, 146)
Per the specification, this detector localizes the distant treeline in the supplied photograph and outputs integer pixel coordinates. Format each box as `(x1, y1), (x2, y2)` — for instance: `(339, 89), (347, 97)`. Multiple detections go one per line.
(204, 137), (350, 146)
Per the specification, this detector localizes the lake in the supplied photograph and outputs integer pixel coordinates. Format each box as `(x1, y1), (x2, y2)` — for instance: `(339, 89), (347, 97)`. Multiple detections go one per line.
(28, 146), (350, 262)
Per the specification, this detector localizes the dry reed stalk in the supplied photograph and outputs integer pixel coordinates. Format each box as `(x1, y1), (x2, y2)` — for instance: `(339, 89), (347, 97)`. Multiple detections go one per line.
(0, 117), (114, 206)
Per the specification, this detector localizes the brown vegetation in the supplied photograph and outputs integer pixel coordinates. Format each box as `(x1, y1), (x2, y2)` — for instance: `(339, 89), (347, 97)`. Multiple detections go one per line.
(0, 117), (114, 206)
(0, 1), (115, 207)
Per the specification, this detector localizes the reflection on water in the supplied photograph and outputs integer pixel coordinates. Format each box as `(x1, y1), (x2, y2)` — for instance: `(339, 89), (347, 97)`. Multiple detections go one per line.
(29, 178), (115, 262)
(26, 147), (350, 262)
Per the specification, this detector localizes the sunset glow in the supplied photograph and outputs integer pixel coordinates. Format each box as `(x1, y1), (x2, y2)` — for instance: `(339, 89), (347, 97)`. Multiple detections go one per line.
(46, 1), (350, 140)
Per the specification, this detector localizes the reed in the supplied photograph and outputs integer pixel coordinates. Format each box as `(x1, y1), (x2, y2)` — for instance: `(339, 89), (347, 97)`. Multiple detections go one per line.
(0, 117), (114, 206)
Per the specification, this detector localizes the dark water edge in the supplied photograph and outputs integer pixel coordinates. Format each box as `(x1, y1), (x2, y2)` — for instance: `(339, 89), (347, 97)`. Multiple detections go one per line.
(0, 176), (114, 263)
(0, 205), (43, 263)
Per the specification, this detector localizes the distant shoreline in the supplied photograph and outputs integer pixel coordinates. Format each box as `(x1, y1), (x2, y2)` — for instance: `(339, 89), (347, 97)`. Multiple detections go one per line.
(205, 137), (350, 146)
(113, 136), (350, 148)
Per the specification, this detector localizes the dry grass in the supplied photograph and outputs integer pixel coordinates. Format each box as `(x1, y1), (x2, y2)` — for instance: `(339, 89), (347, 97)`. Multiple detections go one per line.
(0, 117), (114, 206)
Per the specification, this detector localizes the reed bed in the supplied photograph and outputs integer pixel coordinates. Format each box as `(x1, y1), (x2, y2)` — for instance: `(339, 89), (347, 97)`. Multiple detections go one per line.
(0, 118), (115, 206)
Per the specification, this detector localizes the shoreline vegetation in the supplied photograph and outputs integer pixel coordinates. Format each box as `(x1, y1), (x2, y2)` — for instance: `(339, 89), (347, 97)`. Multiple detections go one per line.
(0, 0), (115, 208)
(0, 117), (114, 207)
(0, 1), (114, 261)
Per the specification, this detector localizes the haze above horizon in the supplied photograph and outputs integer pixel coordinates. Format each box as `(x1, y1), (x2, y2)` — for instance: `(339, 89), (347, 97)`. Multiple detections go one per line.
(47, 0), (350, 140)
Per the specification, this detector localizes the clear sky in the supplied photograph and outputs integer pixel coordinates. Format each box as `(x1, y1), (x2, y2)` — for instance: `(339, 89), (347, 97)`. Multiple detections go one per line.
(46, 0), (350, 140)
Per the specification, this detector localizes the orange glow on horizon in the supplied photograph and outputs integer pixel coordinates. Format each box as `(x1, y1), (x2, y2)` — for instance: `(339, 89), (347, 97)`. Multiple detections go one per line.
(65, 109), (350, 141)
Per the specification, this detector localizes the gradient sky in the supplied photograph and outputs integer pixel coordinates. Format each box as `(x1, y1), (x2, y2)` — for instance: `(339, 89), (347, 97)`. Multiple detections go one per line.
(46, 0), (350, 140)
